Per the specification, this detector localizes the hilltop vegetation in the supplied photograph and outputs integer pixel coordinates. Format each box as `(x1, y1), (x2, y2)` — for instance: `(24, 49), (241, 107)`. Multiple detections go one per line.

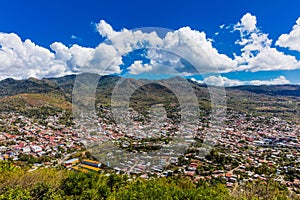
(0, 161), (293, 200)
(0, 93), (71, 111)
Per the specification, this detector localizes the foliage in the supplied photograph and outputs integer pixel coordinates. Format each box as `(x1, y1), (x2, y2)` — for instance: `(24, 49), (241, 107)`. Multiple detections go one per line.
(0, 162), (292, 199)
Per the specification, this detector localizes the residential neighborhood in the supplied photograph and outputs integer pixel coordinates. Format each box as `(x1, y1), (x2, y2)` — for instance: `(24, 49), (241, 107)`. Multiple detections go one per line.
(1, 105), (300, 195)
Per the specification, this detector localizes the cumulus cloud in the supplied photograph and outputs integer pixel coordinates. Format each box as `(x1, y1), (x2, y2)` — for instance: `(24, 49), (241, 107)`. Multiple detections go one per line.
(191, 75), (290, 86)
(0, 31), (125, 80)
(97, 22), (163, 55)
(96, 20), (118, 39)
(95, 21), (237, 74)
(162, 27), (237, 73)
(96, 16), (300, 75)
(276, 17), (300, 52)
(50, 42), (72, 62)
(127, 60), (153, 75)
(51, 42), (122, 75)
(1, 16), (300, 80)
(249, 75), (290, 85)
(234, 13), (300, 72)
(234, 13), (257, 33)
(89, 43), (123, 74)
(204, 76), (243, 87)
(0, 33), (67, 80)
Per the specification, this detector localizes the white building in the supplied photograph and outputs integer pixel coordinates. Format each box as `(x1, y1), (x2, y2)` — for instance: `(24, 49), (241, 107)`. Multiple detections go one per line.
(31, 145), (42, 153)
(22, 146), (31, 153)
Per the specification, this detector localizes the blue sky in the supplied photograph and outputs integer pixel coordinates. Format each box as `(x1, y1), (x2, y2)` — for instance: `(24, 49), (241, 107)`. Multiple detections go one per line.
(0, 0), (300, 86)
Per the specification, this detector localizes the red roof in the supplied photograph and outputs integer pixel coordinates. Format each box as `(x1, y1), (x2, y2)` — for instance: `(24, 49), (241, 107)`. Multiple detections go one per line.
(186, 171), (195, 177)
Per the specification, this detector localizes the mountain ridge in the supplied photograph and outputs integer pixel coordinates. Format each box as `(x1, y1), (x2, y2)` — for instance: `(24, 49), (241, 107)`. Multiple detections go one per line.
(1, 74), (300, 98)
(0, 74), (299, 123)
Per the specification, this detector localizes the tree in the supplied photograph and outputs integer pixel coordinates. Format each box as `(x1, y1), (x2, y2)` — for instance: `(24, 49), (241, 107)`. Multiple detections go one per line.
(0, 187), (31, 200)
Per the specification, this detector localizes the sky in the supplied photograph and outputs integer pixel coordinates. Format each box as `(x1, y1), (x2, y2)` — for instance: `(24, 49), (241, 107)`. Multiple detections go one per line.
(0, 0), (300, 86)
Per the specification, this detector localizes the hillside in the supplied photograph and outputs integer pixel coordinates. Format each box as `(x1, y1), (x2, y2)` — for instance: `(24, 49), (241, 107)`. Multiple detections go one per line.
(0, 77), (62, 97)
(0, 74), (299, 123)
(229, 84), (300, 97)
(0, 93), (71, 111)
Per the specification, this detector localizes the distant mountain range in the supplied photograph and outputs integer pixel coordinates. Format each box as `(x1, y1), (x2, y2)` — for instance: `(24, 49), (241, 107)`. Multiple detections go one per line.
(0, 74), (299, 98)
(229, 84), (300, 97)
(0, 74), (299, 122)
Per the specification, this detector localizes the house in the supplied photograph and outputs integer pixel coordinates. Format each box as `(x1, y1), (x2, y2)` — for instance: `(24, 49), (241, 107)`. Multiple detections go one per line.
(186, 171), (195, 177)
(0, 146), (7, 153)
(22, 146), (31, 153)
(31, 145), (42, 153)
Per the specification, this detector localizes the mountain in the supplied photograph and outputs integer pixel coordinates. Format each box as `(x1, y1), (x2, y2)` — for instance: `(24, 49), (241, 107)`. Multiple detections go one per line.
(228, 84), (300, 97)
(0, 74), (299, 122)
(0, 77), (61, 97)
(2, 74), (299, 100)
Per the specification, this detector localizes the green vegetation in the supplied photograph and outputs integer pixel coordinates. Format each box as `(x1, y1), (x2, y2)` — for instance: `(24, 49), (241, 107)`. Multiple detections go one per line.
(0, 161), (293, 199)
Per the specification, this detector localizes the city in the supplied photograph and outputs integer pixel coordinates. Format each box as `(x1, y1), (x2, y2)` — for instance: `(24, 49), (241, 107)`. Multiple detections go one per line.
(1, 102), (300, 196)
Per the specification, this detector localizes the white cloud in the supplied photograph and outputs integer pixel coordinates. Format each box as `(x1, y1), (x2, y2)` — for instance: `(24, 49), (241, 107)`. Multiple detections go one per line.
(89, 43), (123, 74)
(96, 20), (118, 39)
(191, 75), (290, 86)
(107, 30), (163, 56)
(234, 13), (300, 72)
(204, 76), (243, 87)
(70, 35), (82, 42)
(0, 33), (67, 80)
(71, 35), (79, 40)
(94, 17), (300, 76)
(127, 60), (152, 75)
(51, 42), (122, 75)
(50, 42), (96, 73)
(95, 20), (237, 74)
(66, 44), (94, 71)
(1, 16), (300, 80)
(50, 42), (72, 62)
(235, 47), (300, 72)
(276, 17), (300, 52)
(249, 75), (290, 85)
(162, 27), (237, 73)
(234, 13), (257, 33)
(191, 76), (243, 87)
(0, 31), (124, 80)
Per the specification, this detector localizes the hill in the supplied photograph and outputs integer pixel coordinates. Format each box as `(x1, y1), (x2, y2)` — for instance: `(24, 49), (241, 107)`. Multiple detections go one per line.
(0, 93), (71, 111)
(229, 84), (300, 97)
(0, 77), (61, 97)
(0, 74), (299, 123)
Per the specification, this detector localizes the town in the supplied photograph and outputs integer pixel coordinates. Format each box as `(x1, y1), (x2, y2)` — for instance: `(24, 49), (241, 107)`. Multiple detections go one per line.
(1, 104), (300, 195)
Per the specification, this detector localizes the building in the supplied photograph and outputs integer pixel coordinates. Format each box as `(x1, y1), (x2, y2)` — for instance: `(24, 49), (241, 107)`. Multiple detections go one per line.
(64, 158), (80, 167)
(31, 145), (42, 153)
(80, 164), (101, 172)
(22, 146), (31, 153)
(82, 159), (101, 168)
